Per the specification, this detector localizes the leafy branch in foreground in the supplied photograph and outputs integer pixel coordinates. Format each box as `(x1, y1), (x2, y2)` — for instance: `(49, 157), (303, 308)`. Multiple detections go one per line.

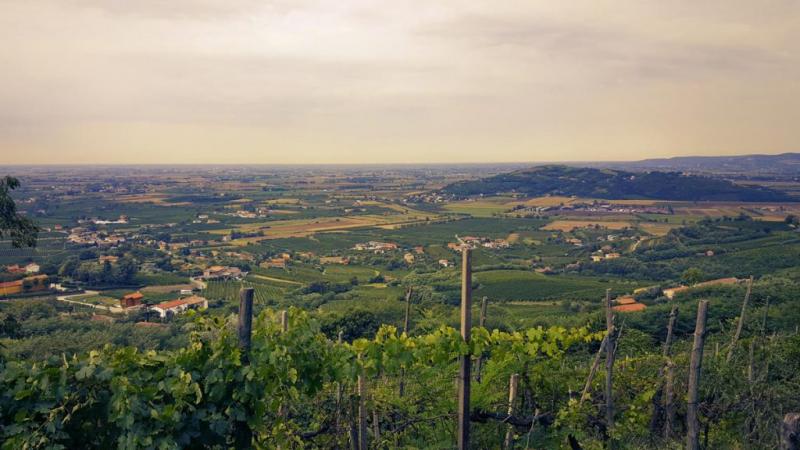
(0, 175), (39, 248)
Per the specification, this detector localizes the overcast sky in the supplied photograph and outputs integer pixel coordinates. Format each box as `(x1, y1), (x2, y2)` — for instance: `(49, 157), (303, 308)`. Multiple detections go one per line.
(1, 0), (798, 164)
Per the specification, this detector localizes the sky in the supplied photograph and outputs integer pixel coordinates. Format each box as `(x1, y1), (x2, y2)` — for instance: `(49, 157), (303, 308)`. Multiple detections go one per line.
(0, 0), (798, 164)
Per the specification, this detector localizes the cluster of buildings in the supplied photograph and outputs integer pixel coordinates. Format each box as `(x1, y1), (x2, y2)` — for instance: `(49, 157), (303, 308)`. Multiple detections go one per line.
(87, 215), (129, 225)
(353, 241), (399, 253)
(117, 291), (208, 319)
(0, 275), (49, 296)
(4, 263), (40, 275)
(612, 277), (743, 314)
(448, 236), (510, 251)
(201, 266), (245, 281)
(590, 252), (621, 262)
(260, 253), (292, 269)
(67, 227), (127, 246)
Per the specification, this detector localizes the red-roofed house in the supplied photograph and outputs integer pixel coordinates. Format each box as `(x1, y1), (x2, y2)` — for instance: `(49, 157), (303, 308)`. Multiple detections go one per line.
(120, 292), (144, 309)
(150, 296), (208, 318)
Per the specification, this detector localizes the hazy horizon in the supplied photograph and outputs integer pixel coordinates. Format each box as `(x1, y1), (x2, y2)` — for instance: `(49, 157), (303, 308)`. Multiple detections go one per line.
(2, 1), (798, 164)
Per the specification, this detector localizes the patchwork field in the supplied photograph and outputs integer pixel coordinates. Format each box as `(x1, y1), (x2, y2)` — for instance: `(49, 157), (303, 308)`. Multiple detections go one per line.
(541, 220), (634, 231)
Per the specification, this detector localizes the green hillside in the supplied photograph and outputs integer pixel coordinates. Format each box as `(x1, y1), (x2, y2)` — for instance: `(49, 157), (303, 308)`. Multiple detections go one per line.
(440, 165), (794, 201)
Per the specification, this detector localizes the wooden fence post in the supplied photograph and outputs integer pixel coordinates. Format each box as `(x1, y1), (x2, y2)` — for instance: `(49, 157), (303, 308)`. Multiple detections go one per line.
(664, 304), (678, 357)
(457, 248), (472, 450)
(504, 373), (519, 449)
(604, 288), (615, 430)
(580, 334), (608, 404)
(403, 287), (413, 335)
(663, 360), (675, 440)
(399, 288), (413, 397)
(475, 296), (488, 382)
(238, 287), (254, 360)
(234, 287), (254, 448)
(651, 304), (678, 435)
(782, 413), (800, 450)
(727, 276), (753, 362)
(687, 300), (709, 450)
(358, 373), (368, 450)
(279, 310), (289, 419)
(335, 331), (344, 439)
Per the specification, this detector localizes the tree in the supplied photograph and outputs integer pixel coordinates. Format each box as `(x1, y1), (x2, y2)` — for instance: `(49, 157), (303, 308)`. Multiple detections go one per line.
(59, 257), (80, 278)
(681, 267), (705, 286)
(785, 214), (799, 226)
(0, 176), (38, 248)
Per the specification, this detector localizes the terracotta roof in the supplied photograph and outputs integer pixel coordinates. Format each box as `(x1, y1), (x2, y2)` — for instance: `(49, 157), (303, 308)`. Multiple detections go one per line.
(0, 280), (22, 289)
(153, 296), (206, 310)
(615, 296), (637, 305)
(123, 292), (144, 301)
(612, 302), (647, 312)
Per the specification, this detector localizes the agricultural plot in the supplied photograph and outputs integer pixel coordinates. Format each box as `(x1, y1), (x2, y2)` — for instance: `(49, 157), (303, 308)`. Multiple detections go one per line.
(204, 280), (288, 306)
(472, 270), (641, 301)
(442, 200), (510, 217)
(541, 220), (634, 232)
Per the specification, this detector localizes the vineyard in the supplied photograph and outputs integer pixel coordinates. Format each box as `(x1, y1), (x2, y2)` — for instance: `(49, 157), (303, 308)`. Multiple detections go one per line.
(2, 251), (799, 449)
(204, 279), (288, 307)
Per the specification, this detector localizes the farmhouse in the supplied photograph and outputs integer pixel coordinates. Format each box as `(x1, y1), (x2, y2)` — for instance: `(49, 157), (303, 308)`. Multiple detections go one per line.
(320, 256), (349, 265)
(353, 241), (398, 253)
(663, 277), (740, 299)
(120, 292), (144, 309)
(261, 258), (288, 269)
(0, 275), (49, 296)
(24, 263), (40, 274)
(202, 265), (244, 280)
(150, 296), (208, 319)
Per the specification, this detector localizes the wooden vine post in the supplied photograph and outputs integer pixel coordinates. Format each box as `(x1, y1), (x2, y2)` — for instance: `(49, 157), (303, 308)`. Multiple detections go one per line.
(457, 248), (472, 450)
(663, 360), (676, 440)
(651, 304), (678, 436)
(234, 287), (254, 448)
(504, 373), (519, 449)
(279, 310), (289, 419)
(580, 334), (608, 404)
(475, 296), (488, 382)
(687, 300), (709, 450)
(727, 275), (753, 362)
(604, 288), (616, 430)
(357, 371), (368, 450)
(280, 309), (288, 332)
(399, 287), (413, 397)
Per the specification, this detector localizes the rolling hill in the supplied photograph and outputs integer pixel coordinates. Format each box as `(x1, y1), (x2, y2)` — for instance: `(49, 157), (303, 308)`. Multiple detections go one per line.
(439, 165), (794, 201)
(596, 152), (800, 175)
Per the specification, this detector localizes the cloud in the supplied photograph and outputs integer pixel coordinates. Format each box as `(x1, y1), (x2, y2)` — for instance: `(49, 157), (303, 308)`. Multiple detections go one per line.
(0, 0), (798, 163)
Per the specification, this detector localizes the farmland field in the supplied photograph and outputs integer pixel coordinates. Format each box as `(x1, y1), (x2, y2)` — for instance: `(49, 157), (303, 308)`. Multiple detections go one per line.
(541, 220), (634, 231)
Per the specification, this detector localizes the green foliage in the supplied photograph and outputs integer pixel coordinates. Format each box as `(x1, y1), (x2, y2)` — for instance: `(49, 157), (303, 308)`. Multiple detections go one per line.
(0, 308), (600, 448)
(0, 176), (39, 248)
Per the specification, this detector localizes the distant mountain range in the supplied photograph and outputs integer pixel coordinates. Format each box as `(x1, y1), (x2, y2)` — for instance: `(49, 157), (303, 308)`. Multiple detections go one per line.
(440, 165), (795, 202)
(592, 152), (800, 175)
